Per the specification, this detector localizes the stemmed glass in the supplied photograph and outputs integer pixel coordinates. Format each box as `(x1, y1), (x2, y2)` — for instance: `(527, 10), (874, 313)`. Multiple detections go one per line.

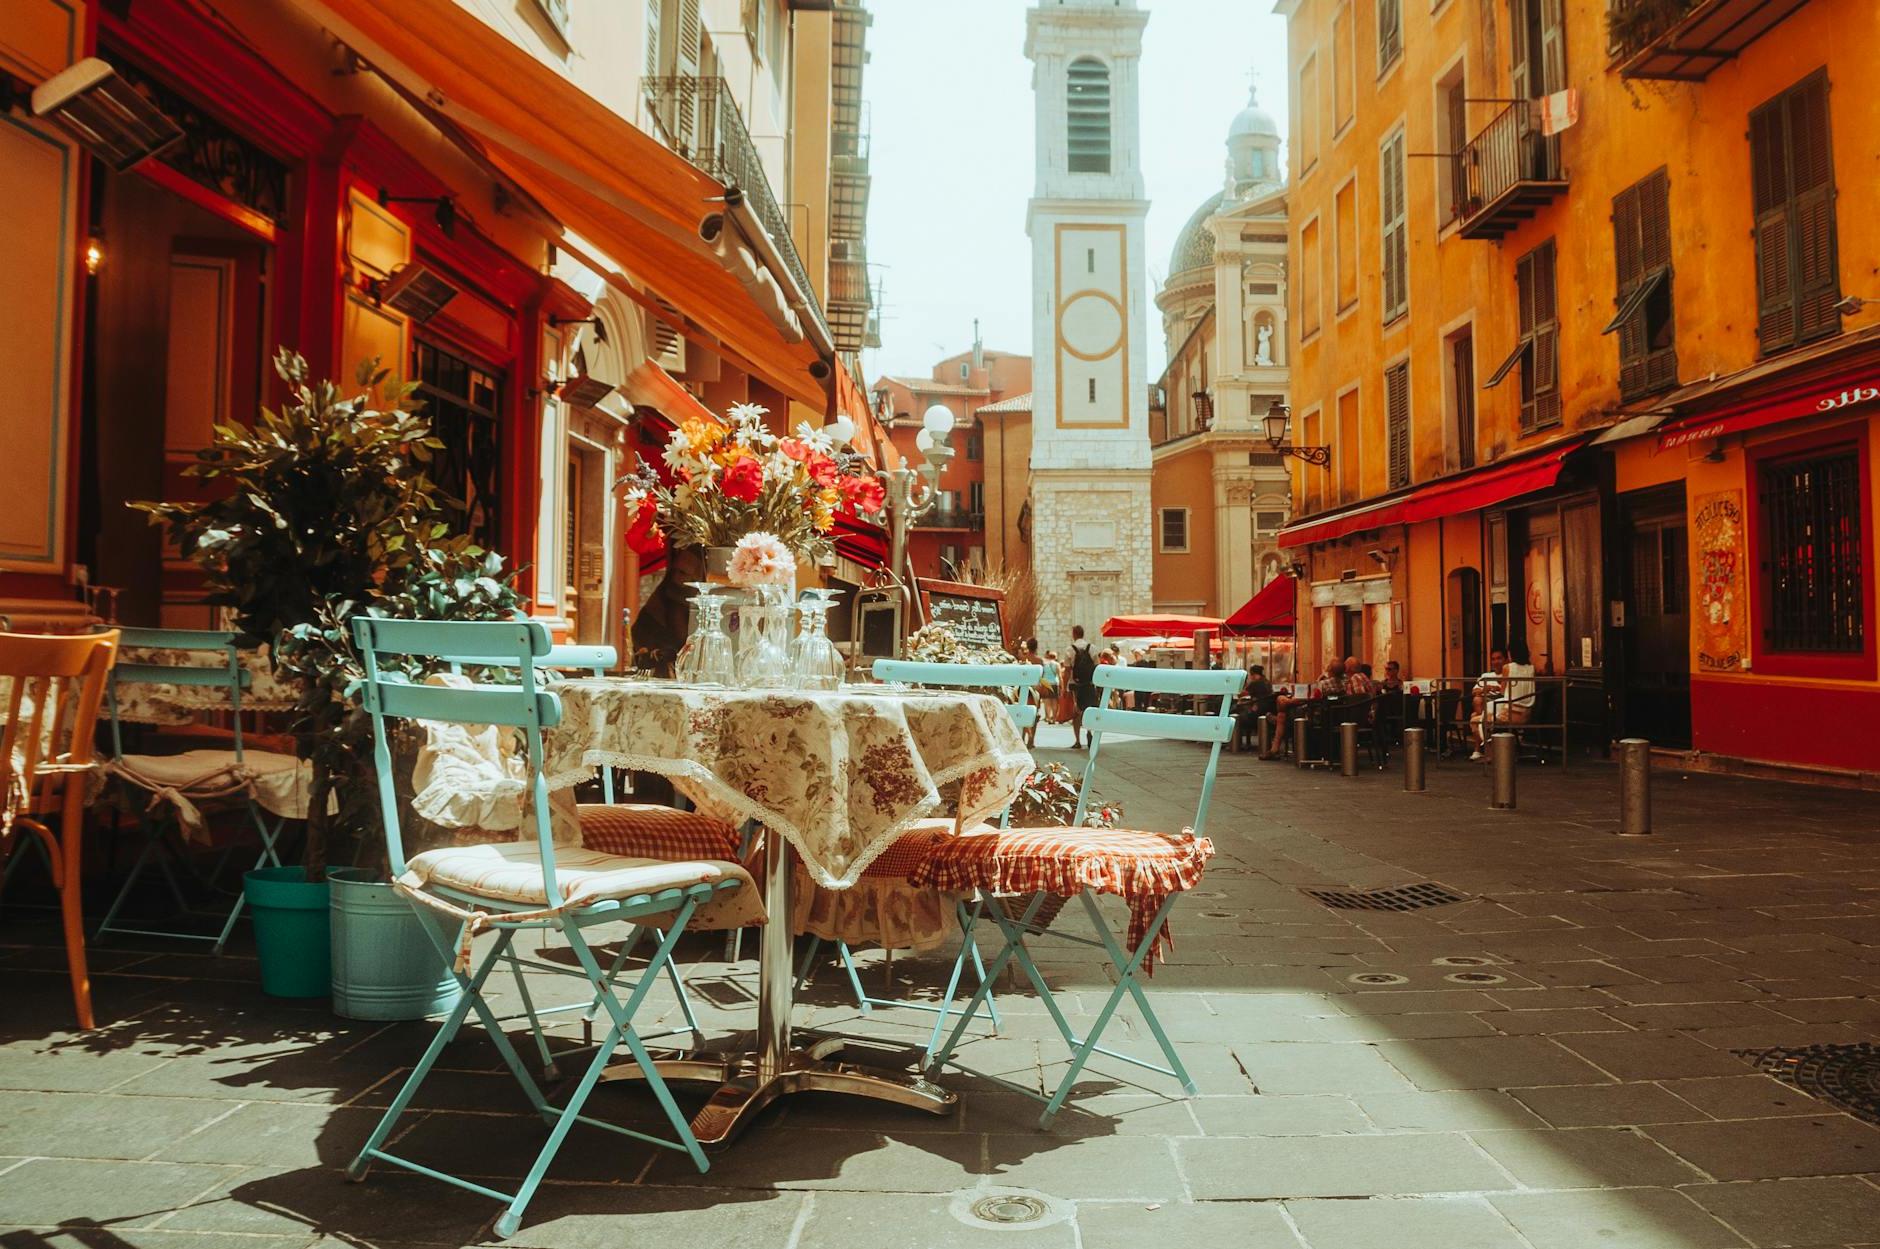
(676, 583), (735, 685)
(790, 588), (846, 691)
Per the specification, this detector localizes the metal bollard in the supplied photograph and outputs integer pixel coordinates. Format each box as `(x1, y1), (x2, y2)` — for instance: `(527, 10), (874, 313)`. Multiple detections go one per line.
(1618, 737), (1652, 835)
(1256, 714), (1272, 757)
(1294, 717), (1310, 768)
(1340, 721), (1359, 776)
(1403, 727), (1426, 792)
(1490, 732), (1517, 809)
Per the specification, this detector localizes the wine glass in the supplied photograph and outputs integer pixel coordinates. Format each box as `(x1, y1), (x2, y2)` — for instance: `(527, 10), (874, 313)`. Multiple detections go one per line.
(676, 583), (735, 685)
(790, 588), (846, 691)
(738, 584), (794, 689)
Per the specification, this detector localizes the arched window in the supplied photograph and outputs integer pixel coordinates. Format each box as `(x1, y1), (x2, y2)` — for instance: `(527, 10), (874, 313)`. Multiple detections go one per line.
(1066, 57), (1111, 174)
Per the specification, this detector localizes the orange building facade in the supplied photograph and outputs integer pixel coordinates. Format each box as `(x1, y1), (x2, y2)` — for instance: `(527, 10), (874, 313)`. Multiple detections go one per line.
(874, 343), (1033, 582)
(1276, 0), (1878, 778)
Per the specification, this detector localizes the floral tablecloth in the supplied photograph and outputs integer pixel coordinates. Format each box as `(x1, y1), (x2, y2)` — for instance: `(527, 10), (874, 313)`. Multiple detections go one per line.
(110, 644), (300, 725)
(544, 679), (1034, 890)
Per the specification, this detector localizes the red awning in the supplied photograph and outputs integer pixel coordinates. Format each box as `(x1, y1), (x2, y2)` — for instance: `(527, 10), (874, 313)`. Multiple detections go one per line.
(1655, 376), (1880, 451)
(1223, 575), (1295, 638)
(1276, 436), (1590, 548)
(1102, 613), (1223, 639)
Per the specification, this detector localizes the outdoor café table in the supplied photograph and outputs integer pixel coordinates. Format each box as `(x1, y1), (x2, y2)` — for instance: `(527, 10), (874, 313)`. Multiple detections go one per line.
(541, 676), (1035, 1145)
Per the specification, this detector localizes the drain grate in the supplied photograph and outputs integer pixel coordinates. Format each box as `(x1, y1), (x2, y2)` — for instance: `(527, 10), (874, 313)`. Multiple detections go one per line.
(950, 1187), (1073, 1233)
(1348, 972), (1410, 986)
(972, 1195), (1047, 1225)
(1738, 1043), (1880, 1127)
(1444, 971), (1507, 985)
(1305, 883), (1468, 912)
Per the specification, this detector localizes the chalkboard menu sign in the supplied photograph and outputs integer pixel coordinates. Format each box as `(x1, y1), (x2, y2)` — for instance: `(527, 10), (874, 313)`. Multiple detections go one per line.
(917, 579), (1008, 652)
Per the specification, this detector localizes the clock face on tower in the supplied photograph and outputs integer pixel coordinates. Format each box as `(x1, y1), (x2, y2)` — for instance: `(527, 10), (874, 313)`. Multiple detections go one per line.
(1054, 222), (1130, 429)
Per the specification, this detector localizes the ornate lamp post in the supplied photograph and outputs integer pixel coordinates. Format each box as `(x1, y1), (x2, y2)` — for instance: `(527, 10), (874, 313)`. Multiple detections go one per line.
(873, 404), (955, 631)
(1263, 398), (1330, 466)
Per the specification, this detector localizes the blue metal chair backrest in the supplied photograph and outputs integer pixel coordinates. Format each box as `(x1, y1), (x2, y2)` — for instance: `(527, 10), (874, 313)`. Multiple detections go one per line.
(106, 627), (255, 761)
(352, 617), (564, 895)
(1079, 665), (1246, 837)
(871, 659), (1046, 731)
(443, 643), (619, 799)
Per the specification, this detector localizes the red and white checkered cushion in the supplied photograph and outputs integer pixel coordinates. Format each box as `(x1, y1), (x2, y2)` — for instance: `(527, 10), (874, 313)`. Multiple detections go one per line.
(577, 803), (743, 864)
(907, 826), (1214, 970)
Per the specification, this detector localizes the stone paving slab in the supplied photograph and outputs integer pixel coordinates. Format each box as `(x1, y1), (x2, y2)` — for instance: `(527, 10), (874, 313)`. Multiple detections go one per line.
(2, 738), (1879, 1245)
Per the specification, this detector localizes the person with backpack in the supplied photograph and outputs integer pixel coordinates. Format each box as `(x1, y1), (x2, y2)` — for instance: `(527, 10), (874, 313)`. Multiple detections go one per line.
(1068, 624), (1098, 749)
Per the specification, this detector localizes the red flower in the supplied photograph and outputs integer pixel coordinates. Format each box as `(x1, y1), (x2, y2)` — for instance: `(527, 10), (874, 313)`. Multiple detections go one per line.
(840, 474), (886, 513)
(722, 456), (764, 502)
(806, 451), (839, 488)
(625, 496), (666, 557)
(779, 437), (812, 462)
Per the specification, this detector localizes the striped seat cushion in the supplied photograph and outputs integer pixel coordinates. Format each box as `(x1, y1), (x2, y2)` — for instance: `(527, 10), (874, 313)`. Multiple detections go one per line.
(907, 826), (1214, 969)
(577, 803), (743, 863)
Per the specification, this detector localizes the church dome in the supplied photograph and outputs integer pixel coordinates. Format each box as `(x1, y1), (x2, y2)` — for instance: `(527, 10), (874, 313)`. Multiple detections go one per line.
(1169, 190), (1224, 277)
(1228, 85), (1280, 141)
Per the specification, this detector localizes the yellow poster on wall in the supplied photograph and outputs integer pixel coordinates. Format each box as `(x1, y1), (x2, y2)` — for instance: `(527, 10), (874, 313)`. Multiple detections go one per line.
(1693, 489), (1747, 673)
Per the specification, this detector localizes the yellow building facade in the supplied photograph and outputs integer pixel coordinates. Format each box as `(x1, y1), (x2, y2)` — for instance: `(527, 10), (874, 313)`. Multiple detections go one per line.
(1277, 0), (1879, 777)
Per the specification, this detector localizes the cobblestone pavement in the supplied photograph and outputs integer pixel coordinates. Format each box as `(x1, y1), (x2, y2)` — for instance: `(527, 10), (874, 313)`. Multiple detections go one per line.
(3, 728), (1879, 1248)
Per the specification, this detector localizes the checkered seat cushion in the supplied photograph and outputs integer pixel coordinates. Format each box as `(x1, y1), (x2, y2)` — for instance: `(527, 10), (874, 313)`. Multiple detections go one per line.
(576, 803), (743, 863)
(907, 826), (1215, 969)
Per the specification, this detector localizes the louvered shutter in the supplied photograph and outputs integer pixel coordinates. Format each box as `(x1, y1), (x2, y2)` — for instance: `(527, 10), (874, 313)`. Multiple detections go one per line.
(1380, 133), (1407, 322)
(645, 0), (664, 79)
(1612, 182), (1646, 394)
(1532, 242), (1561, 429)
(1788, 74), (1840, 343)
(1640, 170), (1678, 394)
(1751, 93), (1796, 353)
(676, 0), (703, 152)
(1386, 362), (1410, 489)
(1516, 250), (1537, 429)
(1537, 0), (1568, 94)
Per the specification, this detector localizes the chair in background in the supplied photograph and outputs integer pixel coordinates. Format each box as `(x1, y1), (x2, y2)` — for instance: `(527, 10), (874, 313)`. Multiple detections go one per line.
(1, 629), (120, 1030)
(922, 662), (1242, 1126)
(347, 617), (755, 1239)
(794, 658), (1044, 1055)
(94, 628), (308, 953)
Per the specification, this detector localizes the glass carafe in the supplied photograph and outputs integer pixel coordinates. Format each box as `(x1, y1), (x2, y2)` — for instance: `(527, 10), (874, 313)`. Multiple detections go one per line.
(790, 588), (846, 691)
(737, 584), (793, 689)
(675, 583), (736, 685)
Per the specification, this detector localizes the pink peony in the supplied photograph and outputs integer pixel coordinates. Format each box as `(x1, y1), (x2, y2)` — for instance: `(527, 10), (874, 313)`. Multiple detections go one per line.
(728, 531), (795, 587)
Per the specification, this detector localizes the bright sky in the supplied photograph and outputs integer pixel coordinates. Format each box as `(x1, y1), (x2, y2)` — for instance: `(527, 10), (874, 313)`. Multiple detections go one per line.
(861, 0), (1290, 385)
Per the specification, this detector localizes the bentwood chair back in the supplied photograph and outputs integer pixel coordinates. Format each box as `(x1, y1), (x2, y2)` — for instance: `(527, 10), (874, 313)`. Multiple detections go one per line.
(0, 629), (120, 1029)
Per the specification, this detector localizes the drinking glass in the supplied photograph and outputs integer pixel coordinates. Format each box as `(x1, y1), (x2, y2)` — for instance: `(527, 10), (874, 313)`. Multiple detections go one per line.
(676, 583), (735, 685)
(790, 588), (846, 691)
(738, 584), (794, 689)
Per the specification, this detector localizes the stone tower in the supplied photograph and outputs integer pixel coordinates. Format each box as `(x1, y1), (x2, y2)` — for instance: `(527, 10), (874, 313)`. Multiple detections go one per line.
(1025, 0), (1154, 646)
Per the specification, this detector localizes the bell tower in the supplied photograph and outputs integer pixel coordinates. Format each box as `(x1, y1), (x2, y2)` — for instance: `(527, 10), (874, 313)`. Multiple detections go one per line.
(1026, 0), (1154, 645)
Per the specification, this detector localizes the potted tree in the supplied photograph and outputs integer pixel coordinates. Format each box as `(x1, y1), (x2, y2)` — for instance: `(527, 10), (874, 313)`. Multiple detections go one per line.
(139, 351), (523, 1016)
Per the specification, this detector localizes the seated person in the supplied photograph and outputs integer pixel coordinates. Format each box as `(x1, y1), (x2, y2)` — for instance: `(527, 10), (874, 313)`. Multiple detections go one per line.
(1471, 649), (1537, 759)
(1273, 662), (1344, 753)
(1379, 660), (1405, 693)
(1234, 664), (1277, 749)
(1342, 656), (1374, 698)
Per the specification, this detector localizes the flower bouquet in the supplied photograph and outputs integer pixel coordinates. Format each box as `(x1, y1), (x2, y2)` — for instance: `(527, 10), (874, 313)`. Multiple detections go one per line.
(903, 622), (1016, 667)
(619, 401), (884, 566)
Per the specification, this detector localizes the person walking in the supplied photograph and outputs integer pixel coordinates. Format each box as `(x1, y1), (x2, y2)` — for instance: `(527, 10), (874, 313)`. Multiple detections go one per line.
(1068, 624), (1098, 749)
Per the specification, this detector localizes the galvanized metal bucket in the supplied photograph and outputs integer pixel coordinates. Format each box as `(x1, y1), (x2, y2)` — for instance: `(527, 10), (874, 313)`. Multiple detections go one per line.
(327, 869), (460, 1020)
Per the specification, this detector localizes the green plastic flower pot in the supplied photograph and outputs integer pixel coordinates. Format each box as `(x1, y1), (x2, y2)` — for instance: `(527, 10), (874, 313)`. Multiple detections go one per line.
(242, 866), (331, 999)
(328, 869), (460, 1020)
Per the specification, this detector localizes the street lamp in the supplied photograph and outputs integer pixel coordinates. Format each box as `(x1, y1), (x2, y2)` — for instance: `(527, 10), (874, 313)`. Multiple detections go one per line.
(874, 404), (956, 635)
(1263, 398), (1330, 467)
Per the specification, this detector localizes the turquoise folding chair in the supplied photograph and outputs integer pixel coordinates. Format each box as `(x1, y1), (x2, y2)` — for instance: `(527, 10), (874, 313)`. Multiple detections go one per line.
(95, 628), (301, 953)
(345, 618), (748, 1239)
(795, 658), (1042, 1055)
(925, 663), (1245, 1126)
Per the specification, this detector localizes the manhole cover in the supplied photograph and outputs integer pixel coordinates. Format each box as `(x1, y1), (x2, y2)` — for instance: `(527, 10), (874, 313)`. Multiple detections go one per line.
(1200, 910), (1236, 919)
(1739, 1043), (1880, 1126)
(1305, 883), (1468, 912)
(1434, 955), (1493, 967)
(1444, 971), (1507, 985)
(1348, 972), (1410, 986)
(950, 1187), (1073, 1233)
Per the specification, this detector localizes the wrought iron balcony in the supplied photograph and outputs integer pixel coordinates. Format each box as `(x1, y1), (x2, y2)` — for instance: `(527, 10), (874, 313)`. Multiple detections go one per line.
(914, 508), (985, 532)
(1448, 101), (1567, 242)
(643, 76), (830, 344)
(826, 239), (872, 355)
(831, 130), (870, 244)
(1607, 0), (1813, 81)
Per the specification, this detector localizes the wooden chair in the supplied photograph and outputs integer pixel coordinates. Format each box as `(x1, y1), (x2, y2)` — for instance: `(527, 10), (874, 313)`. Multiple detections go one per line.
(1, 629), (121, 1029)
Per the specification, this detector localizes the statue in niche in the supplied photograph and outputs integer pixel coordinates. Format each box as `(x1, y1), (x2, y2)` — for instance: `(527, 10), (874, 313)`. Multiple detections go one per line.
(1255, 322), (1274, 366)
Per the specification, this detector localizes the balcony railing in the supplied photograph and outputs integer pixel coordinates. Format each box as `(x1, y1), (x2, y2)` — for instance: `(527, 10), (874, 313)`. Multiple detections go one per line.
(644, 76), (830, 344)
(1448, 101), (1567, 241)
(1607, 0), (1812, 81)
(914, 508), (985, 532)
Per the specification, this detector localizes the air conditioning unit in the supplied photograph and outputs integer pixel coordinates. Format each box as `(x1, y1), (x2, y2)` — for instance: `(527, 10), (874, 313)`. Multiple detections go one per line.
(378, 263), (458, 324)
